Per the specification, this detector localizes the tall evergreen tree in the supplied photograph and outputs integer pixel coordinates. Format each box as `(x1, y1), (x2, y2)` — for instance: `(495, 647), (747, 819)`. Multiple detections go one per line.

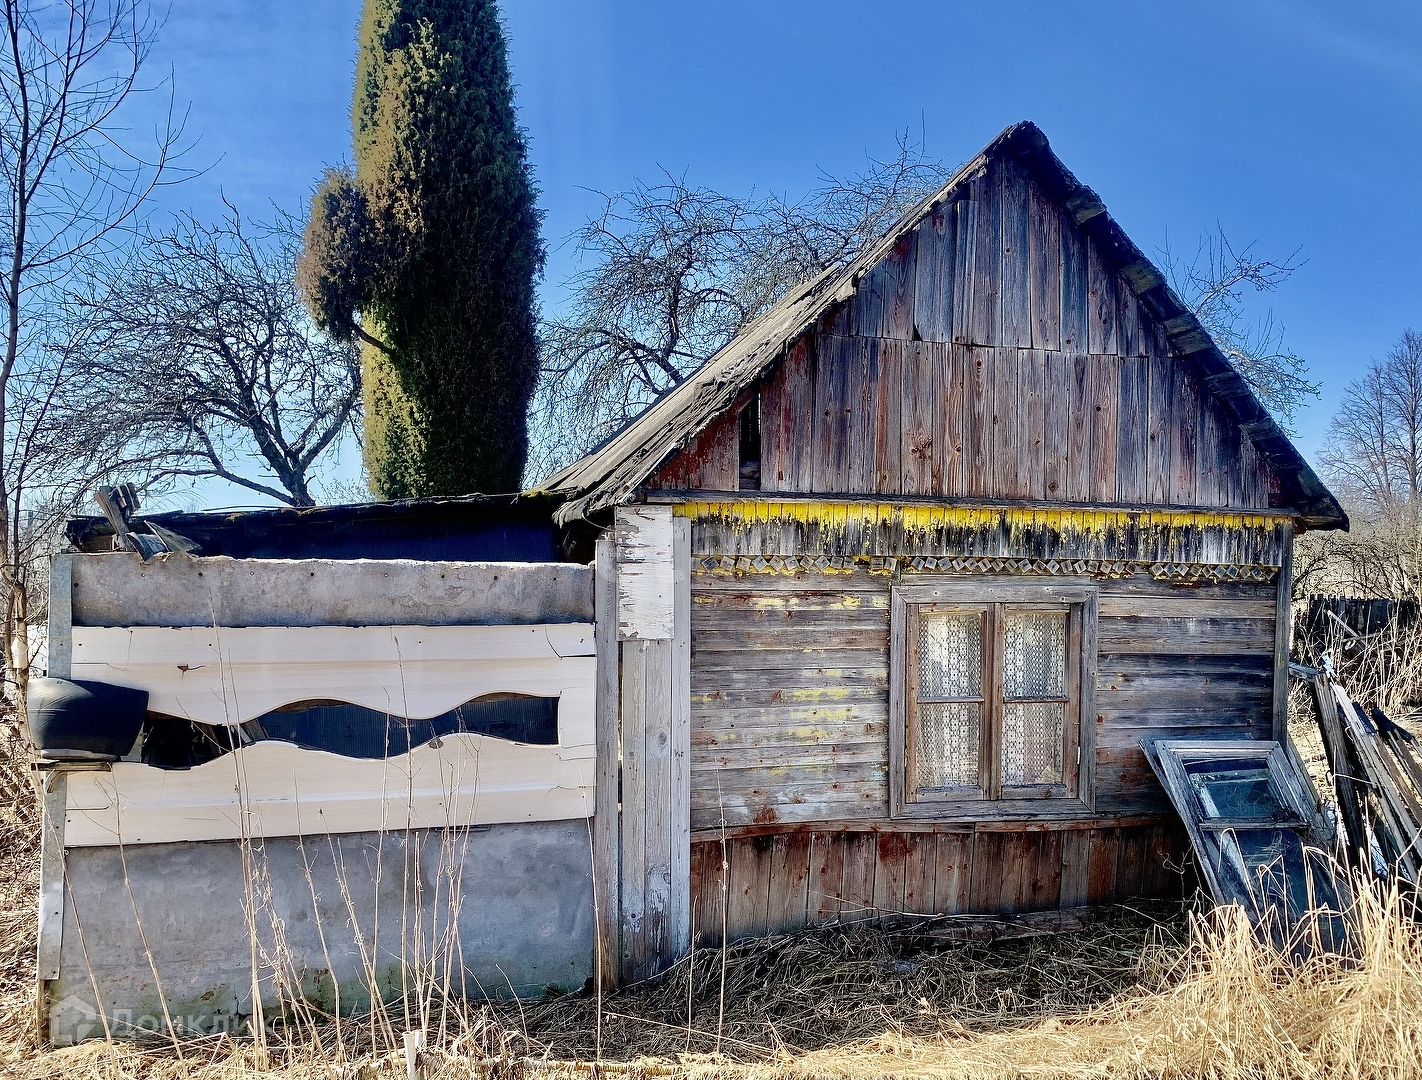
(298, 0), (543, 498)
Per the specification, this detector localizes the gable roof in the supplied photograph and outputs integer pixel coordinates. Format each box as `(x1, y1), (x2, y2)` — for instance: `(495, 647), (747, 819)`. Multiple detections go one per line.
(544, 121), (1347, 532)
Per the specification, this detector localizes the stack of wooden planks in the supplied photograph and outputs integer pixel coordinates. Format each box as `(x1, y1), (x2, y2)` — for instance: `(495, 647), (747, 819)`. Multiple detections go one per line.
(1308, 671), (1422, 886)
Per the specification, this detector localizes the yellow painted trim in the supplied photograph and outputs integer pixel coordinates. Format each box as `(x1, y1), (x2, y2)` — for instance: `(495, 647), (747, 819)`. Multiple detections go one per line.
(672, 499), (1292, 534)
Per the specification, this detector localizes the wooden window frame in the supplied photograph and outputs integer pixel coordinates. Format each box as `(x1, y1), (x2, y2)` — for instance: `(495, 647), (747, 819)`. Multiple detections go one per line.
(889, 582), (1097, 821)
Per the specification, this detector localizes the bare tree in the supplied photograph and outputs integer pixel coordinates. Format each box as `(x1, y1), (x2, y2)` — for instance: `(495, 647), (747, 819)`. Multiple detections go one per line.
(1163, 228), (1319, 426)
(78, 208), (361, 507)
(1320, 330), (1422, 527)
(0, 0), (184, 704)
(530, 134), (951, 479)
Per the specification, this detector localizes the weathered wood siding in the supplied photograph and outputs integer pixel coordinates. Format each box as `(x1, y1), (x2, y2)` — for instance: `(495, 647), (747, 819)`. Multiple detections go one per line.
(650, 156), (1277, 509)
(689, 821), (1189, 945)
(691, 567), (1275, 830)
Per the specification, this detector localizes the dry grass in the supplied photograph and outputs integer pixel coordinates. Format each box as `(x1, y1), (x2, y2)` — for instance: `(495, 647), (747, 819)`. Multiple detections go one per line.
(5, 706), (1422, 1080)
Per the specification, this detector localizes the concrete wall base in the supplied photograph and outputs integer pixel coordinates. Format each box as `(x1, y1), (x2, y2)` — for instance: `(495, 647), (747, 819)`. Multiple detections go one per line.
(49, 820), (595, 1045)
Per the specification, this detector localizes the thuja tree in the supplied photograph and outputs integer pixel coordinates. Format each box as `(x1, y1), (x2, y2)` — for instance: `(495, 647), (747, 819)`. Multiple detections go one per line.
(299, 0), (543, 498)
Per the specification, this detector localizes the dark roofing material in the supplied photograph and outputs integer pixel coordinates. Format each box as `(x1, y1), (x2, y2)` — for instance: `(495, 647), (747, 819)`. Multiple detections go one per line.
(545, 121), (1346, 532)
(66, 493), (569, 562)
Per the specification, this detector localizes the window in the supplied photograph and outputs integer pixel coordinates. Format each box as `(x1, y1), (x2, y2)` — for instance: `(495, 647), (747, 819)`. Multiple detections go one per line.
(738, 395), (761, 490)
(890, 583), (1097, 819)
(1144, 739), (1348, 952)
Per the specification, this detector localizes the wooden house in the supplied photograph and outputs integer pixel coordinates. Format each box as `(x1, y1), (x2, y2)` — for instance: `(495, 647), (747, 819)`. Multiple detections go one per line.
(36, 122), (1348, 1042)
(545, 121), (1347, 983)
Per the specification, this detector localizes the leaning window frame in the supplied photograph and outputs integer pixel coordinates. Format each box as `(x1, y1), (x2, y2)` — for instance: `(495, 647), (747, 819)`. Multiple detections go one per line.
(889, 581), (1098, 821)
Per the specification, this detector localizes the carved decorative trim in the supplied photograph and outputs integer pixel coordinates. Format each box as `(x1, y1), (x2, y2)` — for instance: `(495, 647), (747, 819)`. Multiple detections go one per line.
(693, 553), (1279, 584)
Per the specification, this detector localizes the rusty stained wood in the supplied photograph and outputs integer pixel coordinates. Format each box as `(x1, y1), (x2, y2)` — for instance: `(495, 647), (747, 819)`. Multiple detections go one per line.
(685, 821), (1187, 942)
(760, 334), (815, 492)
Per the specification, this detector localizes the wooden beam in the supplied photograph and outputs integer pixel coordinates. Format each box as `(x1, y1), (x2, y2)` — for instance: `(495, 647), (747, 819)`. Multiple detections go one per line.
(592, 539), (620, 991)
(670, 519), (692, 958)
(1273, 523), (1295, 742)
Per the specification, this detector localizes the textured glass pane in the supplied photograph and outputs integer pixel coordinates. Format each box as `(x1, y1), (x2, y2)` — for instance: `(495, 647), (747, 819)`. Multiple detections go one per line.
(1002, 701), (1065, 785)
(918, 612), (981, 699)
(1003, 610), (1067, 699)
(915, 702), (980, 789)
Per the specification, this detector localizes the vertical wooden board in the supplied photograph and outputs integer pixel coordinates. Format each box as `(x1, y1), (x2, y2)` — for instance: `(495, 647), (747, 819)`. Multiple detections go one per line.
(951, 192), (977, 344)
(641, 638), (675, 973)
(653, 409), (739, 491)
(592, 540), (621, 989)
(873, 338), (903, 493)
(619, 642), (649, 979)
(882, 231), (918, 339)
(839, 831), (878, 924)
(1028, 180), (1062, 351)
(1273, 525), (1295, 742)
(1116, 827), (1148, 901)
(807, 832), (846, 925)
(849, 261), (886, 338)
(1086, 828), (1120, 906)
(1138, 825), (1176, 898)
(1086, 236), (1118, 356)
(902, 832), (939, 915)
(813, 334), (852, 492)
(992, 346), (1021, 497)
(912, 208), (954, 342)
(1059, 828), (1091, 908)
(617, 506), (675, 642)
(846, 336), (876, 493)
(1170, 359), (1200, 505)
(766, 833), (813, 935)
(1022, 348), (1047, 499)
(964, 345), (995, 497)
(1000, 159), (1032, 347)
(669, 520), (692, 957)
(725, 835), (774, 942)
(691, 840), (728, 949)
(761, 335), (816, 492)
(36, 773), (66, 984)
(1196, 396), (1226, 507)
(1146, 352), (1173, 504)
(939, 342), (967, 495)
(1043, 350), (1071, 500)
(1066, 352), (1093, 501)
(1090, 354), (1121, 503)
(872, 832), (911, 925)
(901, 340), (941, 495)
(970, 832), (1011, 914)
(1060, 218), (1089, 352)
(1117, 277), (1147, 357)
(1116, 355), (1149, 504)
(971, 165), (1003, 346)
(933, 832), (974, 914)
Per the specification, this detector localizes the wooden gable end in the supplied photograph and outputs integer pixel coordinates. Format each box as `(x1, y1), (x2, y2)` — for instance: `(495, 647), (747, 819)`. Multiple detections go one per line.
(650, 155), (1279, 510)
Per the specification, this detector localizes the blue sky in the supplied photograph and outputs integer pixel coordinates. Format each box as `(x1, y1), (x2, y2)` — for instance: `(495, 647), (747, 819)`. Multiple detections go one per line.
(139, 0), (1420, 508)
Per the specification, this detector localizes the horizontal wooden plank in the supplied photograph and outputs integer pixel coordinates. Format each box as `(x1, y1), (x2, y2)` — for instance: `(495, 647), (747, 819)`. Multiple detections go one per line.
(692, 608), (889, 632)
(694, 742), (888, 769)
(65, 732), (595, 846)
(1096, 652), (1274, 678)
(691, 572), (888, 593)
(1096, 721), (1262, 750)
(692, 591), (889, 613)
(1098, 596), (1275, 619)
(693, 627), (889, 652)
(1095, 617), (1274, 655)
(1097, 707), (1273, 730)
(692, 685), (888, 708)
(691, 664), (888, 689)
(1095, 686), (1273, 712)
